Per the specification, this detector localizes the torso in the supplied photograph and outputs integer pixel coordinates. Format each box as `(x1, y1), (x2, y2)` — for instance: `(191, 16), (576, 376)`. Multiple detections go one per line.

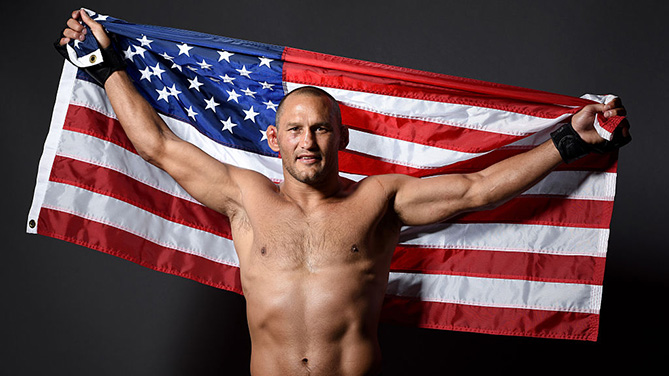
(230, 175), (402, 376)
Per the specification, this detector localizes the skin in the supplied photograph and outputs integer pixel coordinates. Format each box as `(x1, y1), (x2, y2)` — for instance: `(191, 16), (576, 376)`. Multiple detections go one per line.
(61, 9), (629, 376)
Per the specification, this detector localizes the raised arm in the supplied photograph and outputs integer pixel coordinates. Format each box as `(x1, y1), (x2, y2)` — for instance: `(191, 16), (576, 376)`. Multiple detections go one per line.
(389, 100), (630, 226)
(58, 9), (268, 216)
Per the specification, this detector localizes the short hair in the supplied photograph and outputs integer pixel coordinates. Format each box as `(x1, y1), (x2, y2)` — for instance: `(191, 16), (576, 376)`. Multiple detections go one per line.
(275, 86), (342, 128)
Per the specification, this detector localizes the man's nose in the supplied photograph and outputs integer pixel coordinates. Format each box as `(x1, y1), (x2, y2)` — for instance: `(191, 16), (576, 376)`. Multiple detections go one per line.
(301, 130), (316, 148)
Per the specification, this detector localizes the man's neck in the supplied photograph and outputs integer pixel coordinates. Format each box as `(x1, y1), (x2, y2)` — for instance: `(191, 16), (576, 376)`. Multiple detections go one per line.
(279, 174), (348, 210)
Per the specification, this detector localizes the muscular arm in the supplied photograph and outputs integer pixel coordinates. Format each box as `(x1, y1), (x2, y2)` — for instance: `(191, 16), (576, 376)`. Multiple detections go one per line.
(60, 9), (264, 215)
(389, 100), (629, 226)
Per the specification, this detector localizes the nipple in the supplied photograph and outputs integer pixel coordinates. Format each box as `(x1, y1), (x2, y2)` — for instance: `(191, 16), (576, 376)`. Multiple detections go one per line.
(351, 245), (359, 253)
(260, 247), (267, 256)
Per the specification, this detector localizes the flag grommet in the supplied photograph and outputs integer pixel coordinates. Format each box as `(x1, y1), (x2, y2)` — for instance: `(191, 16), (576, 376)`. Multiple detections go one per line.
(28, 219), (36, 229)
(89, 55), (97, 64)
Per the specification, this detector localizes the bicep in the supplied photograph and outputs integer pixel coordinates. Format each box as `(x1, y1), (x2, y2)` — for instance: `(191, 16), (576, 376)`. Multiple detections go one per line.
(150, 136), (255, 214)
(391, 173), (484, 226)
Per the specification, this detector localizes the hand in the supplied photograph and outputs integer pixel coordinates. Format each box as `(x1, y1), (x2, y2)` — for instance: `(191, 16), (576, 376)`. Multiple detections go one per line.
(58, 9), (110, 49)
(571, 97), (630, 144)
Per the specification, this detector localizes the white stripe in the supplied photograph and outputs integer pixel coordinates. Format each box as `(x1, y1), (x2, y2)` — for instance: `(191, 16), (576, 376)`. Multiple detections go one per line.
(386, 272), (601, 313)
(524, 171), (617, 200)
(399, 222), (609, 257)
(41, 181), (239, 267)
(27, 62), (78, 233)
(347, 128), (483, 168)
(285, 82), (572, 136)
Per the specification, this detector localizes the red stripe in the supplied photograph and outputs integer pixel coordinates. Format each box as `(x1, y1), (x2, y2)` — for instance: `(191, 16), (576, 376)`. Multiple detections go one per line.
(341, 104), (526, 153)
(380, 295), (598, 341)
(454, 196), (614, 229)
(64, 104), (136, 153)
(391, 246), (605, 285)
(37, 208), (243, 294)
(339, 147), (618, 177)
(283, 48), (591, 116)
(49, 155), (233, 239)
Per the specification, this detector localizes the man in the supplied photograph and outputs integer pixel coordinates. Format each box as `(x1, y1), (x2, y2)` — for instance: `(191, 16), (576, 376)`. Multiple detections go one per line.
(58, 9), (629, 376)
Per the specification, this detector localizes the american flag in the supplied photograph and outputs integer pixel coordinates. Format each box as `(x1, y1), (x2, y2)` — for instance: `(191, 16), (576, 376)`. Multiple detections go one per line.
(28, 9), (625, 341)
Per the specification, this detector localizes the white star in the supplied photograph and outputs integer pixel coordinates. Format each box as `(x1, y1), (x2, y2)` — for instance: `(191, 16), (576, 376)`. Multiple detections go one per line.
(160, 52), (174, 61)
(241, 87), (257, 98)
(156, 86), (171, 102)
(204, 96), (220, 113)
(243, 106), (260, 123)
(73, 39), (81, 49)
(168, 84), (182, 99)
(263, 100), (278, 112)
(171, 62), (183, 72)
(136, 35), (153, 48)
(186, 106), (198, 120)
(150, 63), (166, 80)
(219, 74), (235, 84)
(188, 76), (204, 91)
(133, 45), (147, 59)
(258, 57), (273, 68)
(197, 59), (213, 70)
(186, 66), (198, 72)
(259, 81), (274, 90)
(226, 89), (241, 103)
(177, 43), (194, 56)
(123, 45), (135, 61)
(218, 50), (234, 62)
(220, 117), (237, 133)
(260, 128), (268, 141)
(236, 65), (252, 78)
(139, 66), (153, 82)
(93, 14), (109, 22)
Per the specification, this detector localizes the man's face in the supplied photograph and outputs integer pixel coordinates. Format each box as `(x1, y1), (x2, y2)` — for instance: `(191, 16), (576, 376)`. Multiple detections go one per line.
(268, 94), (347, 186)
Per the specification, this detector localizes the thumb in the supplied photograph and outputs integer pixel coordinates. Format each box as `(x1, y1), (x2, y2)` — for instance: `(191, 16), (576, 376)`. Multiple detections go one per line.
(79, 9), (111, 48)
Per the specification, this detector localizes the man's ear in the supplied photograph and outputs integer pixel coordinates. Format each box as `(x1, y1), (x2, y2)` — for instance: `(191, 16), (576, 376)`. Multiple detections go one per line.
(339, 125), (349, 150)
(266, 125), (280, 152)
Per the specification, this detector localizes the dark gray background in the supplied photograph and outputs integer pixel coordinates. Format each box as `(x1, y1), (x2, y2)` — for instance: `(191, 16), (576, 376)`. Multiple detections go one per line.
(4, 1), (667, 374)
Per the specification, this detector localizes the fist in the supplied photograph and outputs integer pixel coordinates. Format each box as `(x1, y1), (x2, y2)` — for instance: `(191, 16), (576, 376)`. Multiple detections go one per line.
(59, 9), (110, 49)
(572, 97), (630, 144)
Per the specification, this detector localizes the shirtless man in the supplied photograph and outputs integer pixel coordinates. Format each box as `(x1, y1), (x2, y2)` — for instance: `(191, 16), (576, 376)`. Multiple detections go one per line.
(59, 9), (629, 376)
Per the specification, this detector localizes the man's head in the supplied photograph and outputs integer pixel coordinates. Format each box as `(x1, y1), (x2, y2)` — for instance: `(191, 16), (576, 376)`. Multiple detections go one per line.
(266, 86), (349, 186)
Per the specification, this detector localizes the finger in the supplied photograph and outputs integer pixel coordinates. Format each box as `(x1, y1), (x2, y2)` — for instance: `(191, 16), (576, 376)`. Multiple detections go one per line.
(59, 37), (70, 46)
(605, 107), (627, 118)
(78, 9), (111, 48)
(67, 18), (85, 33)
(62, 28), (84, 42)
(72, 9), (80, 19)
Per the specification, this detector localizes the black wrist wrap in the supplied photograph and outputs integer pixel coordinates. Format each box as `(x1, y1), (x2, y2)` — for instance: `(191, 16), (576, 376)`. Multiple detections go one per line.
(550, 123), (591, 163)
(54, 35), (126, 86)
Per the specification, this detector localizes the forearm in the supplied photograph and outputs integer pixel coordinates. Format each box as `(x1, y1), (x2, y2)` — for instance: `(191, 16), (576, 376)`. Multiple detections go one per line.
(470, 140), (562, 209)
(103, 70), (174, 162)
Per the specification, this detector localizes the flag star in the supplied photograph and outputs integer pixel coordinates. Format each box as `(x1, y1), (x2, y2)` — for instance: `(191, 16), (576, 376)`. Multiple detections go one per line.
(218, 50), (234, 62)
(219, 74), (235, 84)
(188, 76), (204, 91)
(204, 96), (220, 112)
(260, 128), (268, 141)
(139, 66), (153, 82)
(259, 81), (274, 90)
(186, 106), (198, 120)
(168, 84), (182, 99)
(133, 45), (147, 59)
(243, 106), (260, 123)
(136, 35), (153, 48)
(236, 65), (252, 78)
(160, 52), (174, 61)
(263, 100), (278, 112)
(73, 39), (81, 49)
(171, 62), (183, 72)
(93, 14), (109, 22)
(123, 45), (135, 61)
(177, 42), (194, 56)
(258, 57), (273, 68)
(226, 89), (241, 103)
(220, 117), (238, 133)
(197, 59), (213, 70)
(156, 86), (171, 102)
(241, 87), (257, 98)
(150, 63), (166, 80)
(186, 65), (199, 72)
